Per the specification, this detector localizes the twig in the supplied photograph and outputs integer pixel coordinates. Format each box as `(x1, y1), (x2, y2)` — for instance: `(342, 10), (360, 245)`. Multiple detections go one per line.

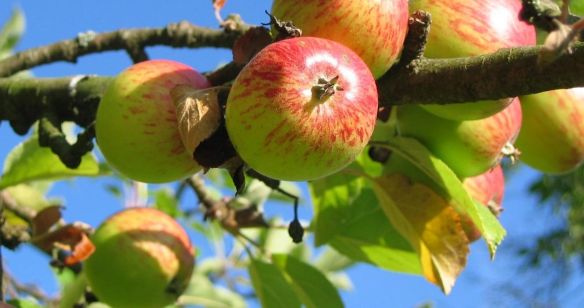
(4, 270), (56, 305)
(0, 20), (250, 77)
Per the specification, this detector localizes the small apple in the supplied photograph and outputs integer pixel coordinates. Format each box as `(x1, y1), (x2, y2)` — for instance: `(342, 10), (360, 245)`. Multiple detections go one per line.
(409, 0), (536, 120)
(271, 0), (409, 78)
(460, 165), (505, 242)
(95, 59), (209, 183)
(397, 98), (522, 178)
(225, 37), (378, 181)
(516, 88), (584, 173)
(84, 207), (195, 308)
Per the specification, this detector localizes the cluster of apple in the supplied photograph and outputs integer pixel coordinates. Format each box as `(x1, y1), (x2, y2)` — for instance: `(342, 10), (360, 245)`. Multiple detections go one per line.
(85, 0), (584, 305)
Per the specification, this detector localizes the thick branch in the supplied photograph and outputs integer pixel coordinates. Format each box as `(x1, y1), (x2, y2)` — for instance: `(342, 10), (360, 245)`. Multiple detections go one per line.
(0, 21), (248, 77)
(378, 42), (584, 106)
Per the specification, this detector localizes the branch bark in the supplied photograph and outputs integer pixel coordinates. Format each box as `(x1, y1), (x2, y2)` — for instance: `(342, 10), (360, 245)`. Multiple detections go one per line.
(378, 42), (584, 106)
(0, 21), (248, 77)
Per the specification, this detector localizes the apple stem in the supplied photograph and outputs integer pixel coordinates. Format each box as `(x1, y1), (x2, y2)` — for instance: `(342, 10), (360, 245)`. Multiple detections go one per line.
(312, 75), (344, 102)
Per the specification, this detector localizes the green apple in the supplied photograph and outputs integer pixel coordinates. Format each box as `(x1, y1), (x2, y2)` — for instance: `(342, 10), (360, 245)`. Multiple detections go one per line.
(226, 37), (378, 181)
(84, 207), (195, 308)
(271, 0), (409, 78)
(96, 59), (209, 183)
(410, 0), (536, 120)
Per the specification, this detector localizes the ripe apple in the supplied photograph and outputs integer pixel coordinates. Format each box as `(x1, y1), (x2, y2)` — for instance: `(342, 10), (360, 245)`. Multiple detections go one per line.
(225, 37), (378, 181)
(84, 207), (195, 308)
(460, 165), (505, 242)
(516, 88), (584, 173)
(95, 59), (209, 183)
(271, 0), (409, 78)
(409, 0), (536, 120)
(397, 98), (522, 178)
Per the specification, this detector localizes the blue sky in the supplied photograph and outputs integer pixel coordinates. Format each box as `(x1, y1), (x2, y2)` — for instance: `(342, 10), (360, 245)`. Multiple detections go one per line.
(1, 1), (583, 307)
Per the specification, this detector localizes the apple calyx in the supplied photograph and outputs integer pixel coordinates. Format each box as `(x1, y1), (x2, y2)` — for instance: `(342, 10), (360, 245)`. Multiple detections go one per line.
(312, 75), (344, 102)
(501, 142), (520, 164)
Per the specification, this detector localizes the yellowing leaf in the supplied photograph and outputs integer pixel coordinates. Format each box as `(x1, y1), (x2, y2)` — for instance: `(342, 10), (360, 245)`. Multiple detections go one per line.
(171, 85), (223, 155)
(371, 173), (469, 294)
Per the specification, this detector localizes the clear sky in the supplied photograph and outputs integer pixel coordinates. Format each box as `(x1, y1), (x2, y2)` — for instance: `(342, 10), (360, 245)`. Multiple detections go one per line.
(1, 1), (583, 307)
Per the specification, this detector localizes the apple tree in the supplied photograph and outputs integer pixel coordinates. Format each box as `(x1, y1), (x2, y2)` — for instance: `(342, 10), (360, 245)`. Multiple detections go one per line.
(1, 0), (584, 307)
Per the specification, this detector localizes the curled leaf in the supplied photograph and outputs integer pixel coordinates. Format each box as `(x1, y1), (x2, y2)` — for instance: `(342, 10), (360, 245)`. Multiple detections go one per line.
(539, 21), (578, 64)
(232, 27), (272, 65)
(371, 173), (469, 294)
(171, 85), (223, 156)
(213, 0), (227, 23)
(31, 205), (63, 236)
(32, 223), (95, 265)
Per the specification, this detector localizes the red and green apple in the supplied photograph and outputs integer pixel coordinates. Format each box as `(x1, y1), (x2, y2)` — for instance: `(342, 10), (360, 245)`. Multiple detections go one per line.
(84, 207), (195, 308)
(409, 0), (536, 120)
(95, 59), (209, 183)
(271, 0), (409, 78)
(397, 98), (522, 178)
(516, 88), (584, 173)
(225, 37), (378, 181)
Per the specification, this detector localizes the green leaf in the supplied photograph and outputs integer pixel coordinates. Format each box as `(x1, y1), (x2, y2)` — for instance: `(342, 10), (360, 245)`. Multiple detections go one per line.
(154, 188), (180, 218)
(7, 298), (43, 308)
(179, 273), (246, 308)
(571, 0), (584, 15)
(0, 8), (25, 59)
(271, 254), (343, 308)
(313, 247), (354, 272)
(379, 136), (505, 257)
(57, 271), (88, 308)
(249, 259), (301, 308)
(0, 134), (101, 189)
(310, 172), (421, 275)
(310, 171), (365, 245)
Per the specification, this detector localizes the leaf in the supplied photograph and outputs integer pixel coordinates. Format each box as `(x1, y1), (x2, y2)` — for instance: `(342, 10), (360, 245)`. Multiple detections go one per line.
(31, 205), (63, 236)
(0, 8), (25, 60)
(310, 173), (421, 275)
(32, 224), (95, 265)
(271, 254), (344, 308)
(171, 85), (223, 155)
(212, 0), (227, 10)
(313, 247), (354, 273)
(371, 173), (469, 294)
(7, 299), (43, 308)
(379, 136), (505, 257)
(249, 259), (301, 308)
(232, 27), (272, 65)
(0, 134), (101, 189)
(154, 188), (180, 218)
(310, 172), (365, 245)
(179, 273), (246, 308)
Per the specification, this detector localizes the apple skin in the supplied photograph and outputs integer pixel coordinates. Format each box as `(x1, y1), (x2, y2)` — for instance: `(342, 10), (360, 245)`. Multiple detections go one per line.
(226, 37), (378, 181)
(95, 60), (209, 183)
(84, 207), (195, 308)
(460, 165), (505, 242)
(516, 88), (584, 173)
(397, 98), (522, 178)
(410, 0), (535, 120)
(271, 0), (409, 78)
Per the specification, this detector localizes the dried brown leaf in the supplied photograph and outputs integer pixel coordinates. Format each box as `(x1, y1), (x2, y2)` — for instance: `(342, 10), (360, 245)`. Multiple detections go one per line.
(171, 85), (223, 155)
(31, 205), (62, 236)
(233, 27), (272, 65)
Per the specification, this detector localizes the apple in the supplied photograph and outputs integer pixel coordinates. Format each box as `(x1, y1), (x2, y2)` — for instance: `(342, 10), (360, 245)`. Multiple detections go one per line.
(409, 0), (536, 120)
(84, 207), (195, 308)
(225, 37), (378, 181)
(516, 88), (584, 173)
(95, 59), (209, 183)
(271, 0), (409, 78)
(460, 165), (505, 242)
(397, 98), (522, 178)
